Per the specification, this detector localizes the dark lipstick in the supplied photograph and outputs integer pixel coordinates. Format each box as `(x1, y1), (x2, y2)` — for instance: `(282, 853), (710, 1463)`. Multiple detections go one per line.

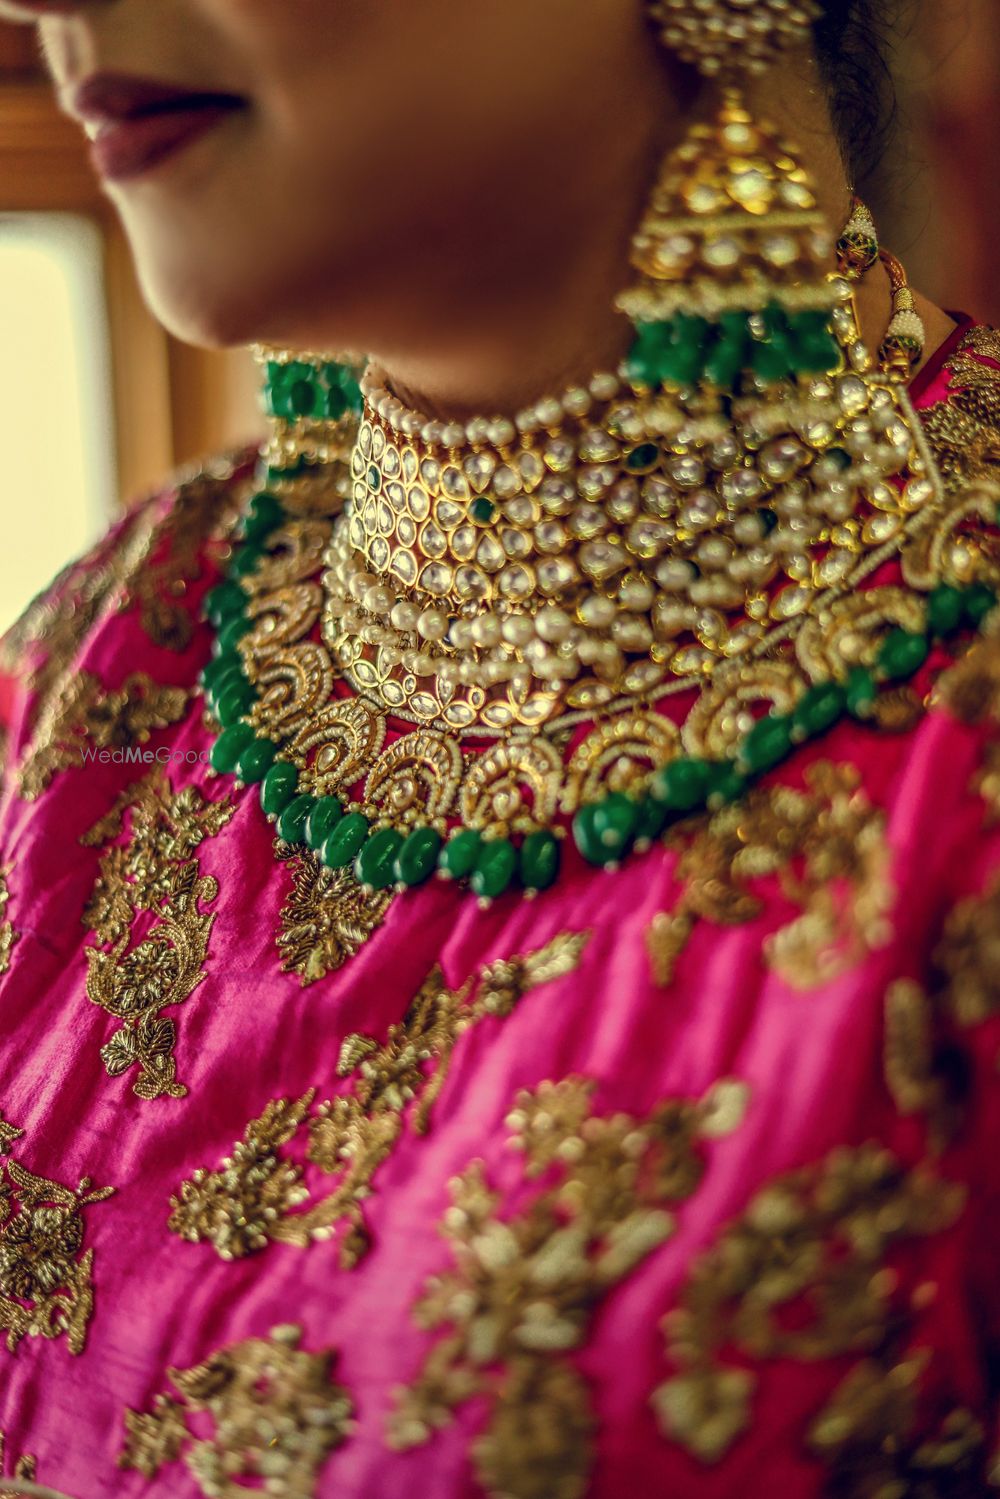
(71, 74), (245, 182)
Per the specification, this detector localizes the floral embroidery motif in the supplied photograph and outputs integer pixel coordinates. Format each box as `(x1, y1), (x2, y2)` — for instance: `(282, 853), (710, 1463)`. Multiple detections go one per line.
(119, 1324), (353, 1497)
(387, 1074), (750, 1499)
(807, 1353), (985, 1498)
(652, 1144), (965, 1464)
(646, 762), (893, 990)
(0, 872), (18, 977)
(81, 771), (235, 1100)
(0, 1119), (113, 1357)
(17, 671), (190, 802)
(169, 932), (589, 1265)
(122, 460), (247, 653)
(274, 843), (391, 985)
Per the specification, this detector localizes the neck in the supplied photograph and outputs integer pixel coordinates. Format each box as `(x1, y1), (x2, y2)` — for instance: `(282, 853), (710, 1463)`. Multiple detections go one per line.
(367, 57), (900, 421)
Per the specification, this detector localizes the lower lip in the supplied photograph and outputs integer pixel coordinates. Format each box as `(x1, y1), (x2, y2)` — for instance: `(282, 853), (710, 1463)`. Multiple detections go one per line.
(89, 104), (241, 183)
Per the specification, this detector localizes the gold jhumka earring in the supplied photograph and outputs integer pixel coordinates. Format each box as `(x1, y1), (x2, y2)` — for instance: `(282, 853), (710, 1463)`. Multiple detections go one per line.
(199, 1), (994, 914)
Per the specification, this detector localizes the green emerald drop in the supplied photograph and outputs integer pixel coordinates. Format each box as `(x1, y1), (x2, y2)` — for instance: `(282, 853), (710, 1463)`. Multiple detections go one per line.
(793, 682), (846, 741)
(203, 580), (247, 628)
(394, 827), (443, 888)
(737, 715), (793, 776)
(306, 796), (344, 851)
(470, 838), (517, 901)
(322, 812), (370, 869)
(877, 628), (929, 682)
(355, 828), (405, 891)
(277, 793), (315, 844)
(650, 758), (712, 813)
(210, 722), (256, 775)
(845, 665), (878, 718)
(963, 583), (997, 628)
(470, 497), (495, 524)
(215, 678), (254, 729)
(260, 761), (299, 818)
(440, 828), (483, 881)
(235, 737), (278, 785)
(926, 584), (964, 637)
(519, 830), (561, 893)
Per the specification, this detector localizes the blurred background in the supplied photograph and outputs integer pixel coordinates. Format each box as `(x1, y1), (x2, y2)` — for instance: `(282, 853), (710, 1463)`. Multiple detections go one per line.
(0, 0), (998, 632)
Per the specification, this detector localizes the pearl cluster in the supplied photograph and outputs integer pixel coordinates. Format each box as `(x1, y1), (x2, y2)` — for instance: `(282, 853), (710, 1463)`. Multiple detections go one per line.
(359, 366), (623, 452)
(649, 0), (822, 77)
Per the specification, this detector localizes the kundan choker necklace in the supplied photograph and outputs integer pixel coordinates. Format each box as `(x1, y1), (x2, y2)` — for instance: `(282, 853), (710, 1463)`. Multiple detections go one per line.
(197, 0), (995, 908)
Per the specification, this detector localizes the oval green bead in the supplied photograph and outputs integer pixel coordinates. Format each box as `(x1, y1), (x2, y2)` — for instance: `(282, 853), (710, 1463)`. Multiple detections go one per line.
(845, 665), (878, 718)
(355, 827), (405, 891)
(277, 793), (314, 844)
(705, 763), (746, 808)
(471, 838), (517, 901)
(228, 543), (266, 581)
(305, 796), (344, 851)
(963, 582), (997, 628)
(394, 827), (443, 888)
(205, 661), (246, 711)
(235, 737), (278, 785)
(926, 584), (964, 637)
(215, 679), (254, 728)
(215, 614), (250, 657)
(592, 793), (639, 858)
(440, 827), (483, 880)
(572, 805), (616, 867)
(738, 715), (793, 775)
(203, 580), (246, 628)
(260, 761), (299, 818)
(209, 722), (255, 774)
(519, 830), (561, 893)
(242, 491), (284, 544)
(877, 628), (929, 682)
(633, 796), (670, 843)
(793, 682), (847, 740)
(199, 653), (239, 694)
(322, 812), (370, 869)
(650, 757), (712, 812)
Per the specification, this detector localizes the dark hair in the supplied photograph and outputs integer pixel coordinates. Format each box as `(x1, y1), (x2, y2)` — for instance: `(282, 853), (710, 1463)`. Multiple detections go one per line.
(814, 0), (898, 184)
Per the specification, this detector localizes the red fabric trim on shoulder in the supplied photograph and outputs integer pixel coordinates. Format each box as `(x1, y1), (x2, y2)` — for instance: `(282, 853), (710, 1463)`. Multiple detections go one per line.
(908, 312), (975, 404)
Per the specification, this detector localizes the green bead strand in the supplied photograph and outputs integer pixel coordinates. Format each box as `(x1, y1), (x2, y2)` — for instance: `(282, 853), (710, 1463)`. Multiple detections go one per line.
(210, 722), (256, 775)
(277, 793), (314, 844)
(322, 812), (370, 869)
(471, 838), (517, 902)
(355, 828), (405, 891)
(305, 796), (344, 852)
(394, 827), (443, 888)
(519, 830), (561, 893)
(235, 737), (278, 785)
(260, 761), (299, 818)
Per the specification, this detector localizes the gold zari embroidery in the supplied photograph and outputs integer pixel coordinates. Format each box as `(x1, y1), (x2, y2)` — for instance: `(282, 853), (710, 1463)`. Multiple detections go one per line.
(653, 1144), (965, 1463)
(169, 932), (589, 1264)
(647, 762), (893, 990)
(81, 771), (235, 1100)
(17, 672), (189, 801)
(0, 872), (18, 976)
(274, 843), (392, 986)
(387, 1075), (750, 1499)
(119, 1324), (353, 1498)
(807, 1353), (985, 1499)
(0, 1120), (113, 1358)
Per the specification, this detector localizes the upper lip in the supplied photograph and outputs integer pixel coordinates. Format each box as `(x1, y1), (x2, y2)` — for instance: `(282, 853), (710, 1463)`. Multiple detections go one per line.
(68, 72), (245, 127)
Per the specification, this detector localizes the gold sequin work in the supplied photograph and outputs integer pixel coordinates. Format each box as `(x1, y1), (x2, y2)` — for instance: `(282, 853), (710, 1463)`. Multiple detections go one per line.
(17, 672), (190, 802)
(653, 1144), (965, 1464)
(119, 1324), (354, 1497)
(646, 761), (893, 989)
(168, 933), (589, 1265)
(0, 1118), (113, 1358)
(80, 771), (235, 1100)
(387, 1075), (750, 1499)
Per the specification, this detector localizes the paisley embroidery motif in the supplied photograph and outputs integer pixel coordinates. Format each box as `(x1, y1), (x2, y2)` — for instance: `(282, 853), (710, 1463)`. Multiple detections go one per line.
(81, 772), (235, 1100)
(169, 933), (589, 1265)
(17, 672), (190, 801)
(0, 1118), (113, 1358)
(646, 762), (893, 990)
(119, 1324), (353, 1497)
(274, 844), (392, 986)
(387, 1075), (749, 1499)
(652, 1144), (965, 1464)
(0, 871), (18, 977)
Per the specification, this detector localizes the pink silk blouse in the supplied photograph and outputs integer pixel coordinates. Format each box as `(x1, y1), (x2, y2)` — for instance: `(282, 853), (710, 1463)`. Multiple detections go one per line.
(0, 320), (999, 1498)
